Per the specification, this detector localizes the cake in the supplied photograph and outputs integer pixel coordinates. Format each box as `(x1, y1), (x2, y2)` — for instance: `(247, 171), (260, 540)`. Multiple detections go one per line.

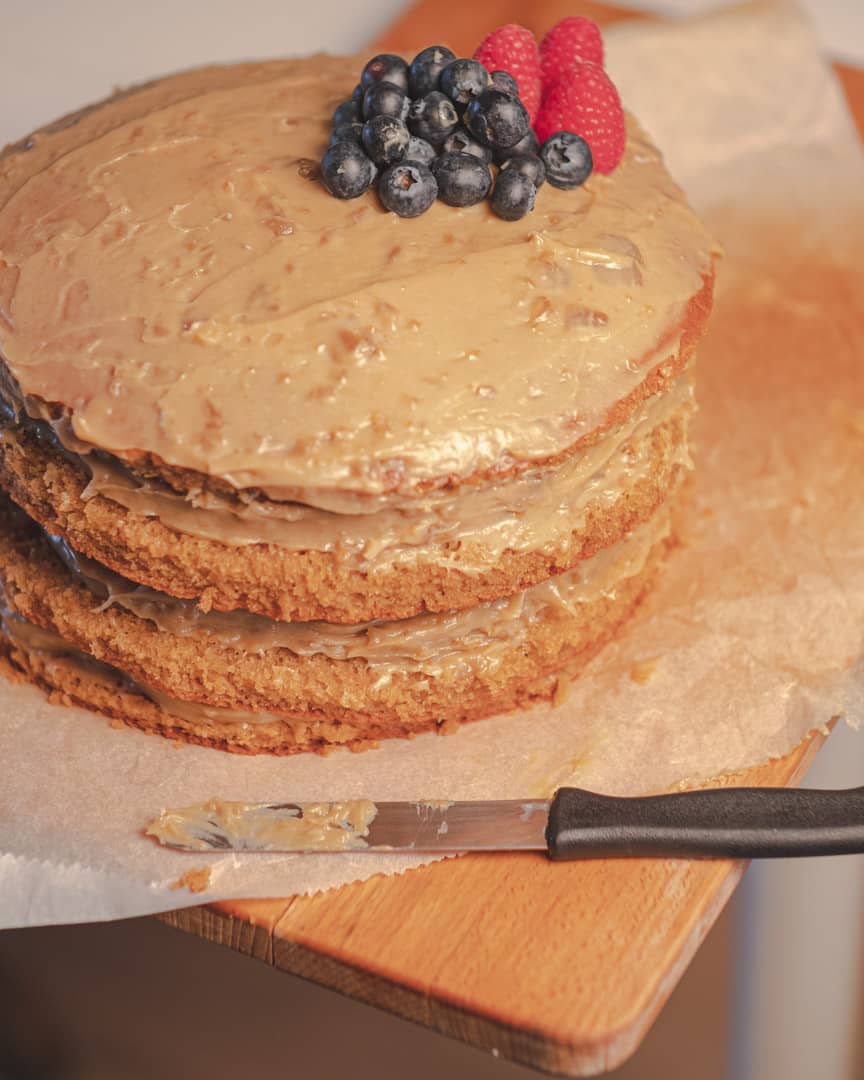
(0, 47), (717, 753)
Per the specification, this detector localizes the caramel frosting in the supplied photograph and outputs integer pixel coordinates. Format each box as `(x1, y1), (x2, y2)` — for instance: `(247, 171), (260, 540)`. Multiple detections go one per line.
(42, 510), (670, 677)
(147, 798), (378, 852)
(0, 607), (293, 728)
(0, 56), (715, 504)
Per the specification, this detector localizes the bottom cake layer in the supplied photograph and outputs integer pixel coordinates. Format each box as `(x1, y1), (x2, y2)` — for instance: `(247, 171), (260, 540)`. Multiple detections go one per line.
(0, 500), (670, 754)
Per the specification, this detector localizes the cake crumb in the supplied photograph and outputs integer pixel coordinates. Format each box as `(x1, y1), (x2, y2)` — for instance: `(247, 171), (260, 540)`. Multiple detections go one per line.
(170, 867), (212, 894)
(436, 715), (461, 737)
(552, 674), (573, 708)
(630, 656), (661, 684)
(348, 738), (379, 753)
(197, 588), (215, 613)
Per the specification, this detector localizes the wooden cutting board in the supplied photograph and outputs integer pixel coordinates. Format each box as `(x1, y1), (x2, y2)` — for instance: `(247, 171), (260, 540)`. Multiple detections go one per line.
(159, 4), (863, 1075)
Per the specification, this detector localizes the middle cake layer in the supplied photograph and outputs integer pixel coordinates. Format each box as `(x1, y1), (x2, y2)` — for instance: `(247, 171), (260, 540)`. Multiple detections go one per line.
(0, 371), (693, 623)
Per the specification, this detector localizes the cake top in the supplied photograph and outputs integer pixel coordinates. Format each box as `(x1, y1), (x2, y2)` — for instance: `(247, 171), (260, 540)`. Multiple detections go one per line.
(0, 55), (716, 505)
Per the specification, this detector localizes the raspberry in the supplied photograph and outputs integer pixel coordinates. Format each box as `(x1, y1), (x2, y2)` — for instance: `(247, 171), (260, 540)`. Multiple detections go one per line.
(473, 24), (542, 124)
(539, 17), (604, 86)
(535, 62), (625, 174)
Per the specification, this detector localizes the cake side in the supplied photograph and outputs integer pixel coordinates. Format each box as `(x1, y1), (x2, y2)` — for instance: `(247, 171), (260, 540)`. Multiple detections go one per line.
(0, 497), (669, 752)
(0, 377), (693, 621)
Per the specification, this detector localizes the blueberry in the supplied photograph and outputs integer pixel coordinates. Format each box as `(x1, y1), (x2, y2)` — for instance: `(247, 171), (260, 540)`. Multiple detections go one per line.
(440, 129), (492, 163)
(362, 115), (409, 167)
(409, 44), (456, 97)
(406, 135), (436, 166)
(490, 70), (520, 96)
(378, 161), (438, 218)
(407, 91), (459, 145)
(440, 58), (491, 111)
(361, 53), (409, 93)
(320, 141), (376, 199)
(465, 89), (530, 149)
(351, 84), (364, 108)
(362, 81), (409, 121)
(492, 128), (539, 165)
(431, 152), (492, 207)
(490, 170), (536, 221)
(500, 152), (546, 189)
(332, 98), (361, 128)
(329, 122), (364, 148)
(540, 131), (593, 189)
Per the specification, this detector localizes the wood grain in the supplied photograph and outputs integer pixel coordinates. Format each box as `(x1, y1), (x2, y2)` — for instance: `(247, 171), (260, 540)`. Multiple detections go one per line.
(159, 3), (862, 1076)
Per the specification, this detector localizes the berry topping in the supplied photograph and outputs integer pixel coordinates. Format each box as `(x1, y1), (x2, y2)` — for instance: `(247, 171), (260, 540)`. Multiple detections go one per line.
(473, 24), (541, 124)
(362, 81), (409, 121)
(431, 152), (493, 207)
(318, 25), (623, 218)
(321, 141), (377, 199)
(409, 45), (456, 98)
(540, 17), (604, 85)
(406, 135), (437, 165)
(539, 132), (592, 189)
(362, 114), (410, 167)
(378, 161), (438, 217)
(500, 152), (546, 189)
(492, 128), (539, 165)
(464, 88), (530, 149)
(490, 70), (520, 96)
(490, 170), (536, 221)
(440, 58), (491, 111)
(361, 53), (410, 93)
(441, 129), (492, 163)
(406, 91), (459, 145)
(534, 62), (625, 173)
(328, 121), (364, 147)
(332, 98), (361, 128)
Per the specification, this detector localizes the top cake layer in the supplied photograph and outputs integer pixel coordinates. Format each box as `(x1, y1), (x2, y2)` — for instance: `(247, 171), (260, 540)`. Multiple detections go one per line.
(0, 55), (715, 507)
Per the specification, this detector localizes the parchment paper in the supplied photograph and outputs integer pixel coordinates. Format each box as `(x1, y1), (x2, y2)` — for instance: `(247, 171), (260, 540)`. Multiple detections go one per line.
(1, 0), (862, 928)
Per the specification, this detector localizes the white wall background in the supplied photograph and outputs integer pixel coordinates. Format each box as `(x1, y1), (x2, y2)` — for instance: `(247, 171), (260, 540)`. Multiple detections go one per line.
(1, 0), (862, 147)
(0, 0), (408, 145)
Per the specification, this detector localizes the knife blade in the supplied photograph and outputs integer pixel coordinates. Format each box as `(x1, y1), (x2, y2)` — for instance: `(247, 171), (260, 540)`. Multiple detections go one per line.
(147, 798), (549, 854)
(147, 785), (864, 859)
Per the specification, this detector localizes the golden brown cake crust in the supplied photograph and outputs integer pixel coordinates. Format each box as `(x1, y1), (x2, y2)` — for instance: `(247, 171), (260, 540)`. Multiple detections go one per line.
(0, 500), (666, 752)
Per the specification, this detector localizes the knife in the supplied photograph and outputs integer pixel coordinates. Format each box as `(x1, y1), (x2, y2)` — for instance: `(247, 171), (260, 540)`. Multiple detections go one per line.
(147, 785), (864, 858)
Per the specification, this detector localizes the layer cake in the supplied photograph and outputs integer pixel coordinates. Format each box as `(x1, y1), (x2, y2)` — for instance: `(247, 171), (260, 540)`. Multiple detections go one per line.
(0, 55), (716, 752)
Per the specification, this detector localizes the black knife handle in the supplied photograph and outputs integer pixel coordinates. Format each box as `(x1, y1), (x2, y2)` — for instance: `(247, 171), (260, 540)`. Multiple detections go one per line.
(546, 786), (864, 860)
